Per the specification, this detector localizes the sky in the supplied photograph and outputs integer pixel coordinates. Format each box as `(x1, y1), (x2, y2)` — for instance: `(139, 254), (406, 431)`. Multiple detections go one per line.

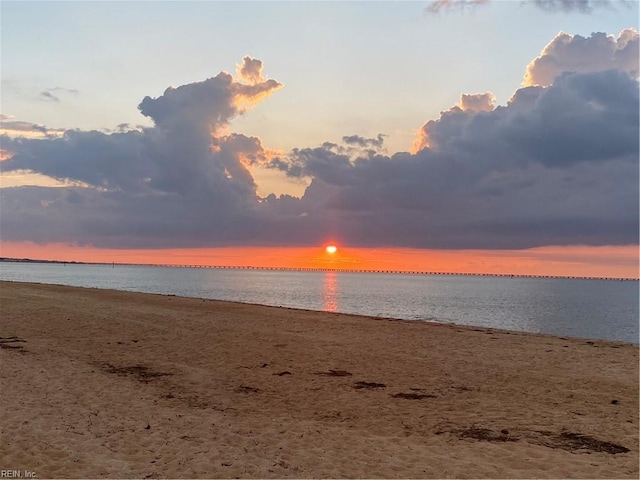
(1, 0), (638, 278)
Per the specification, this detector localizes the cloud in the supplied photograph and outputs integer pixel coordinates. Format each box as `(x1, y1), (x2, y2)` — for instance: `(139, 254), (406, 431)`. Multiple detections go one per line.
(427, 0), (633, 14)
(342, 134), (386, 150)
(457, 92), (496, 112)
(1, 43), (638, 250)
(53, 87), (79, 94)
(137, 65), (281, 134)
(0, 116), (64, 139)
(526, 0), (624, 13)
(1, 59), (282, 247)
(237, 56), (266, 85)
(40, 90), (59, 102)
(38, 87), (79, 103)
(1, 120), (47, 134)
(273, 68), (638, 248)
(426, 0), (489, 14)
(524, 29), (639, 86)
(412, 92), (496, 152)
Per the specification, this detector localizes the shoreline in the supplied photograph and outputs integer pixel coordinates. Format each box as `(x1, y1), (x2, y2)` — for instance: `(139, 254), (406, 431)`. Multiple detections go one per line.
(1, 279), (637, 345)
(1, 281), (638, 478)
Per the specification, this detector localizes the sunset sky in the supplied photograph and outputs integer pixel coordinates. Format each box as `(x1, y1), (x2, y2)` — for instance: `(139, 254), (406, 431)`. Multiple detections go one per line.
(1, 0), (638, 278)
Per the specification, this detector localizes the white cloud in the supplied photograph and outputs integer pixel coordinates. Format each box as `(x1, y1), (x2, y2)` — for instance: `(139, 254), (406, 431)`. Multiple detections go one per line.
(524, 28), (639, 86)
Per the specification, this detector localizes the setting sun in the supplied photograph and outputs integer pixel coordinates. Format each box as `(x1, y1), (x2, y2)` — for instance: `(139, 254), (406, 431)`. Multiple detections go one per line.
(325, 245), (338, 254)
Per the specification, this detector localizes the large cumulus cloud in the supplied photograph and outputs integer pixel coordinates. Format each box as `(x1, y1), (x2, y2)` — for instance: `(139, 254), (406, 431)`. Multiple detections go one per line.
(273, 68), (637, 248)
(1, 36), (638, 249)
(1, 57), (281, 247)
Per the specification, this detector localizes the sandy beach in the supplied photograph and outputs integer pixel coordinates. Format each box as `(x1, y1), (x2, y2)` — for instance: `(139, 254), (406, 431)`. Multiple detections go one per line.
(0, 281), (637, 479)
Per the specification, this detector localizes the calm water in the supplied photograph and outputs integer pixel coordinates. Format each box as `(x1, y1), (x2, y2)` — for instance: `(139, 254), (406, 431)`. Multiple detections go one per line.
(1, 262), (638, 343)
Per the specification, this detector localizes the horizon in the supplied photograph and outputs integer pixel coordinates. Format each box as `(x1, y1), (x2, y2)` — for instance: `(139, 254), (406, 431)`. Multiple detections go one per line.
(1, 242), (638, 280)
(1, 0), (638, 277)
(2, 255), (638, 281)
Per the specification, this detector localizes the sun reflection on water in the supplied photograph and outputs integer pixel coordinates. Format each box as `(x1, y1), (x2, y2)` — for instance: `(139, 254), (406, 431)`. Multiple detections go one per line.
(323, 271), (339, 312)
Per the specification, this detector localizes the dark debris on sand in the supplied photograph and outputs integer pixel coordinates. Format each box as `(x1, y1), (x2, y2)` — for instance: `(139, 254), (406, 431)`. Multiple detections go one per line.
(97, 363), (172, 382)
(315, 369), (353, 377)
(546, 432), (630, 454)
(235, 385), (260, 394)
(456, 426), (517, 443)
(353, 381), (386, 390)
(0, 336), (27, 352)
(450, 426), (630, 454)
(391, 392), (436, 400)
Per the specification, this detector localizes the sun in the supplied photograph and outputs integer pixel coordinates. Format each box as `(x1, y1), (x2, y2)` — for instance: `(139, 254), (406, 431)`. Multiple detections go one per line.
(325, 245), (338, 254)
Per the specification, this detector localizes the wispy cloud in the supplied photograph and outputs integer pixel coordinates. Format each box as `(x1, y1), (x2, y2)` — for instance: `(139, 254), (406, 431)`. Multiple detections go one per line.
(39, 87), (79, 103)
(426, 0), (490, 14)
(40, 90), (59, 102)
(426, 0), (632, 14)
(0, 115), (64, 139)
(526, 0), (626, 13)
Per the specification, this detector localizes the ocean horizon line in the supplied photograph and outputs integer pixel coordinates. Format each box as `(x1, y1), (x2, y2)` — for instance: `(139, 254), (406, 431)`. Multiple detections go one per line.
(1, 257), (637, 282)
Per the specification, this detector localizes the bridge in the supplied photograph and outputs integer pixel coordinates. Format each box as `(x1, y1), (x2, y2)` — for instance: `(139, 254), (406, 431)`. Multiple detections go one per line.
(115, 263), (639, 281)
(2, 258), (636, 281)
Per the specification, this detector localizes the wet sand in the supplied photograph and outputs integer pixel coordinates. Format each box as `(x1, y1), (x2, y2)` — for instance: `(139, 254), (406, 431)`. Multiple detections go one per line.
(0, 281), (638, 478)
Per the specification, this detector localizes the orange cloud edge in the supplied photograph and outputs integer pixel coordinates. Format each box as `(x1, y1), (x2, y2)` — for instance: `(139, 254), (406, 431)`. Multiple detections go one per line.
(0, 242), (638, 280)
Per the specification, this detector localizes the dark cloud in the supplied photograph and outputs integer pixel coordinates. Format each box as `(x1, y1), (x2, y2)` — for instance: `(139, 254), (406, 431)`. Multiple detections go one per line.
(415, 69), (638, 164)
(271, 68), (638, 248)
(1, 60), (282, 247)
(526, 0), (625, 13)
(1, 43), (638, 250)
(2, 130), (151, 192)
(137, 67), (281, 133)
(342, 134), (386, 149)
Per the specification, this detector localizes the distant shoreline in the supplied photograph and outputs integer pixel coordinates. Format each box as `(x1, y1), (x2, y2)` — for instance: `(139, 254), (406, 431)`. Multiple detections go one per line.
(1, 256), (637, 281)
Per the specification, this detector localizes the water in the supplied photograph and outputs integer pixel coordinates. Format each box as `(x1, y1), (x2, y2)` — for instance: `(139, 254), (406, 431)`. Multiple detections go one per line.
(1, 262), (637, 343)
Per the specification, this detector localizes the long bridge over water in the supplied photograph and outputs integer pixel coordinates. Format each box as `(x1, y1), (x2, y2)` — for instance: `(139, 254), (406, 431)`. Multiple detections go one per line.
(115, 263), (638, 282)
(2, 258), (636, 281)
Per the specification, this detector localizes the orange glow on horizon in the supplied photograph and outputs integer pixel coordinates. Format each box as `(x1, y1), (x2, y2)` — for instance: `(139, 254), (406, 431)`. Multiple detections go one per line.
(0, 242), (638, 279)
